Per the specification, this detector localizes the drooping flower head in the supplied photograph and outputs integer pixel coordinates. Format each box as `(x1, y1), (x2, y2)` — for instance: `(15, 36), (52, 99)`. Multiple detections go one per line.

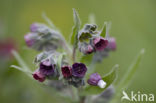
(39, 60), (55, 76)
(72, 63), (87, 78)
(61, 66), (72, 78)
(93, 37), (108, 51)
(33, 69), (45, 82)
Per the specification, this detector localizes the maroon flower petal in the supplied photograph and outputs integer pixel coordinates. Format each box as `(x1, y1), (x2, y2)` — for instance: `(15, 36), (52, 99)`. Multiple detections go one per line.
(33, 69), (45, 82)
(61, 66), (72, 78)
(93, 37), (108, 51)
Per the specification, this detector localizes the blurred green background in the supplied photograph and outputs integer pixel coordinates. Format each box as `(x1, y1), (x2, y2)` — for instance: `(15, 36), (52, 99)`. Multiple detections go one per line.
(0, 0), (156, 103)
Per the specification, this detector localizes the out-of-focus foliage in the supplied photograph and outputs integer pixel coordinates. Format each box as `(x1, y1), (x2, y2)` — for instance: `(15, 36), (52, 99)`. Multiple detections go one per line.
(0, 0), (156, 103)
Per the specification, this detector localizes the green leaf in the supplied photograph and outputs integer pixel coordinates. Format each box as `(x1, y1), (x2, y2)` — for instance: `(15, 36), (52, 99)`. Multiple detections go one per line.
(56, 53), (66, 80)
(11, 65), (32, 74)
(11, 50), (31, 72)
(82, 64), (119, 95)
(110, 49), (145, 103)
(100, 22), (107, 38)
(42, 12), (61, 32)
(70, 8), (81, 45)
(80, 54), (93, 65)
(79, 32), (92, 42)
(10, 65), (32, 78)
(117, 49), (145, 89)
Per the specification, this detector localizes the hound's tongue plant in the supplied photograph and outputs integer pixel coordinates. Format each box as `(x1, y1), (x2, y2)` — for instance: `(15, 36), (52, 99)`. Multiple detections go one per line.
(11, 9), (145, 103)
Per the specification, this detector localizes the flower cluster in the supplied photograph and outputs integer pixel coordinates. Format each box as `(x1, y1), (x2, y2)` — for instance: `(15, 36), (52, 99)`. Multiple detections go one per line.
(24, 23), (60, 51)
(61, 63), (87, 87)
(23, 10), (117, 92)
(33, 59), (59, 82)
(78, 24), (109, 54)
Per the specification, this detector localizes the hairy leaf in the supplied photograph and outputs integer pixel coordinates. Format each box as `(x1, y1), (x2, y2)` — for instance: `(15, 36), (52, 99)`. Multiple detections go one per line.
(11, 65), (32, 74)
(56, 53), (66, 80)
(117, 49), (145, 89)
(11, 50), (31, 71)
(80, 54), (93, 65)
(70, 8), (81, 46)
(42, 12), (61, 32)
(100, 22), (107, 38)
(110, 49), (145, 103)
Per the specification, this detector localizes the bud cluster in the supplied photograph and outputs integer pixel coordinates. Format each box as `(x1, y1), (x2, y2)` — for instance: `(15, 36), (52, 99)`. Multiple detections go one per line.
(24, 23), (61, 51)
(78, 24), (109, 55)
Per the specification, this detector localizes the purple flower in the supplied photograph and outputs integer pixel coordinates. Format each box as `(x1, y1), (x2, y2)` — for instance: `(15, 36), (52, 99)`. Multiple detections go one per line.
(93, 37), (108, 51)
(39, 60), (55, 76)
(61, 66), (72, 78)
(107, 37), (116, 51)
(30, 23), (40, 32)
(87, 73), (102, 86)
(72, 63), (87, 78)
(87, 73), (106, 88)
(24, 33), (36, 47)
(33, 69), (45, 82)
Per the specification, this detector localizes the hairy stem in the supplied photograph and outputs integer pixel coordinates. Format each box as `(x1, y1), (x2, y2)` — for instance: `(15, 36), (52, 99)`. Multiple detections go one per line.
(72, 47), (76, 63)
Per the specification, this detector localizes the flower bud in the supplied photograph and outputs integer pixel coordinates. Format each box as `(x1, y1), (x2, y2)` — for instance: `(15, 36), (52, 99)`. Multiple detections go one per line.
(87, 73), (101, 86)
(79, 42), (94, 54)
(33, 69), (45, 82)
(39, 60), (55, 76)
(72, 63), (87, 78)
(84, 24), (97, 32)
(93, 37), (108, 51)
(78, 31), (92, 42)
(30, 23), (40, 32)
(61, 66), (72, 78)
(30, 23), (49, 33)
(24, 33), (37, 47)
(87, 73), (106, 88)
(107, 37), (116, 51)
